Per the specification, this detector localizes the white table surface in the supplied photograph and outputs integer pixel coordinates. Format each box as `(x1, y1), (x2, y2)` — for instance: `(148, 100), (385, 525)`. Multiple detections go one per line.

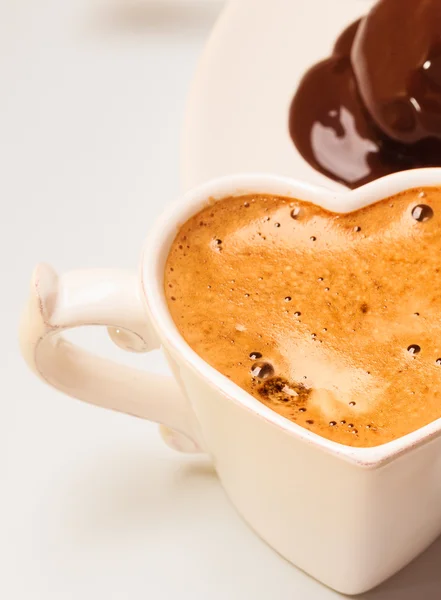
(2, 1), (441, 599)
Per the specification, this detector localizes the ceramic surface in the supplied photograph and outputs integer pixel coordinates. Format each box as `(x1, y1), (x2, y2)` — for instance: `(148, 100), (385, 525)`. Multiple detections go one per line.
(20, 169), (441, 594)
(182, 0), (376, 191)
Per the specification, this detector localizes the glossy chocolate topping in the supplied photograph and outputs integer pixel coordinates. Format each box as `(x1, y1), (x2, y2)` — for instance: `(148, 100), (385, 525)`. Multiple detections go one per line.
(353, 0), (441, 144)
(289, 0), (441, 188)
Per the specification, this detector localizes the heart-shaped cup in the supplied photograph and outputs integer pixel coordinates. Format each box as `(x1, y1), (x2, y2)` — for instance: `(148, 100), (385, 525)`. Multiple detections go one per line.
(20, 168), (441, 594)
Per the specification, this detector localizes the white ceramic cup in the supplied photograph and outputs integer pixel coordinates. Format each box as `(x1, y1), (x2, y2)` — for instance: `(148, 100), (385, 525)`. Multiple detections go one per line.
(20, 170), (441, 595)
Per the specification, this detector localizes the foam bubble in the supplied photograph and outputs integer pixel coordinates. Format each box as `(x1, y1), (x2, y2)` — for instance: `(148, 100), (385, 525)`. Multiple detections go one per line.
(407, 344), (421, 355)
(251, 362), (275, 379)
(412, 204), (434, 222)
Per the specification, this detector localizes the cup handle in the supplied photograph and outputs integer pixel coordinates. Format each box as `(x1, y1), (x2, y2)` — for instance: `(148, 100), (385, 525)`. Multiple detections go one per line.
(19, 263), (202, 453)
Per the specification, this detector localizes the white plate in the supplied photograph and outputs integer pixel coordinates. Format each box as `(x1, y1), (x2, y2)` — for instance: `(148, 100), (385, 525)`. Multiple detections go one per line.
(182, 0), (441, 597)
(182, 0), (377, 191)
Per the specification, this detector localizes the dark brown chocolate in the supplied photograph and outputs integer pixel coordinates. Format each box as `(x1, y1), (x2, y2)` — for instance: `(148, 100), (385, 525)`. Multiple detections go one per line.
(289, 0), (441, 188)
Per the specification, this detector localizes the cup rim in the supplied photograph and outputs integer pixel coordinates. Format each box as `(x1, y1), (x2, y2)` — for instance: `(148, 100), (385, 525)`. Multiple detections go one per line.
(141, 168), (441, 468)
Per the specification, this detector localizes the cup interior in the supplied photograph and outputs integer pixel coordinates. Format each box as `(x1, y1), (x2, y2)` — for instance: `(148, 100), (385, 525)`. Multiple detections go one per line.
(142, 168), (441, 468)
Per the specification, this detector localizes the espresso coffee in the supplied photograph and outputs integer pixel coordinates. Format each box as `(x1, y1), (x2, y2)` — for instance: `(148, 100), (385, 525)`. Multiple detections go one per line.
(165, 188), (441, 448)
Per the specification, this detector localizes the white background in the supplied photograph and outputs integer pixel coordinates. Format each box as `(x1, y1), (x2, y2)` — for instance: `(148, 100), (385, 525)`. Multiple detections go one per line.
(1, 1), (441, 599)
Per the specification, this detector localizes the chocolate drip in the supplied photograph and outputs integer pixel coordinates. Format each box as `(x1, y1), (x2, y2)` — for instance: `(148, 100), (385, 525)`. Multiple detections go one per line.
(289, 0), (441, 189)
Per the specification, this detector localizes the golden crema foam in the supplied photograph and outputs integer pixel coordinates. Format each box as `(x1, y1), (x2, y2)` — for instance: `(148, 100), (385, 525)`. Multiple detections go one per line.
(165, 188), (441, 447)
